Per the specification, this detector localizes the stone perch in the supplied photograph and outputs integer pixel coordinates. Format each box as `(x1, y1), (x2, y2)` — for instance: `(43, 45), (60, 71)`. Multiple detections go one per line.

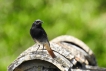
(8, 35), (106, 71)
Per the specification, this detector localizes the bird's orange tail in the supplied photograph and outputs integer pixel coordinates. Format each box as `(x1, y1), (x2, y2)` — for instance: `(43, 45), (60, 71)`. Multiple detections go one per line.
(48, 49), (56, 58)
(44, 43), (56, 58)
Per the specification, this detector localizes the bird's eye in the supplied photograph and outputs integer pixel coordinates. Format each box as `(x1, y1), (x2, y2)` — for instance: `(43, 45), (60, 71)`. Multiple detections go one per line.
(36, 21), (40, 23)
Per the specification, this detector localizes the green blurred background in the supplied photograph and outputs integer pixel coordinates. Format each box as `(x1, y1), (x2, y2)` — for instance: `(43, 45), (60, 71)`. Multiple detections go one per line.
(0, 0), (106, 70)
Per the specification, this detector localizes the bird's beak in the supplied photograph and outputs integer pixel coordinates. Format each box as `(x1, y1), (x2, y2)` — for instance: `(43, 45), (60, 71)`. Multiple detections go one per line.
(41, 21), (43, 24)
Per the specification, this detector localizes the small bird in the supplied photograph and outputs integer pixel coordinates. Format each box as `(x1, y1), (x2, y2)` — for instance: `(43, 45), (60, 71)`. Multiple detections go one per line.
(30, 19), (56, 58)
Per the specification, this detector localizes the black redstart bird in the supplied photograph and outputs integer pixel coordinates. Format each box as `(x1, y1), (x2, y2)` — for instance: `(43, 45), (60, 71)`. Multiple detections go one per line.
(30, 19), (56, 58)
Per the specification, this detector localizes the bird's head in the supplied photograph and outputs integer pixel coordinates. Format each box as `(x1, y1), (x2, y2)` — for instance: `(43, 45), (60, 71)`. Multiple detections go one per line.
(32, 19), (43, 27)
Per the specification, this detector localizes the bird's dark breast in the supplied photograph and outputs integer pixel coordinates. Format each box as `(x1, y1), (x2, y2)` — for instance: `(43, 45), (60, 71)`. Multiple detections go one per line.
(30, 27), (48, 43)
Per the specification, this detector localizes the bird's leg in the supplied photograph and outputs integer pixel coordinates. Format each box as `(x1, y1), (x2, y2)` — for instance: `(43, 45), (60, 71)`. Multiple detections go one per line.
(35, 44), (40, 54)
(42, 44), (44, 55)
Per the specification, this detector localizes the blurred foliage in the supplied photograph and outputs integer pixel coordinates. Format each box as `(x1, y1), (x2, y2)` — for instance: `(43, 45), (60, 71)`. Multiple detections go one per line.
(0, 0), (106, 70)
